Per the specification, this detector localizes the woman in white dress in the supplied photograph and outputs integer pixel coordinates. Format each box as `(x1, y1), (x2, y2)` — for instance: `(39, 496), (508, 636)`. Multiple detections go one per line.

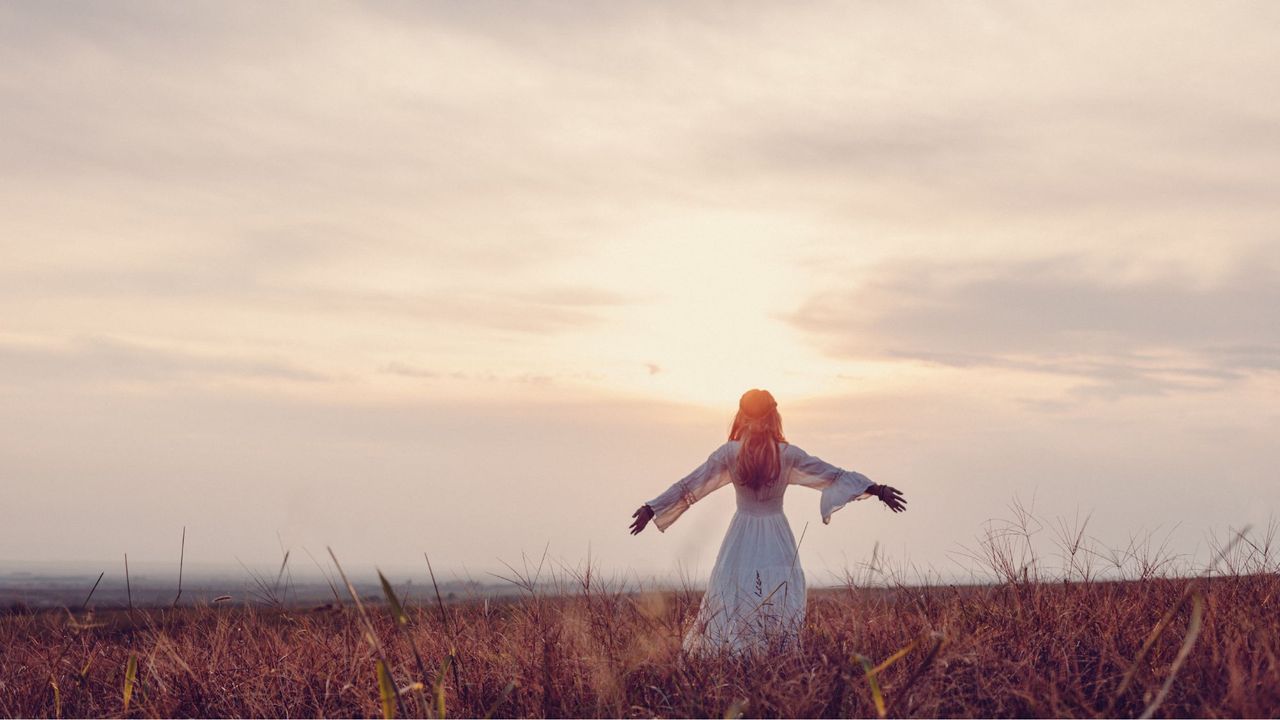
(628, 389), (907, 655)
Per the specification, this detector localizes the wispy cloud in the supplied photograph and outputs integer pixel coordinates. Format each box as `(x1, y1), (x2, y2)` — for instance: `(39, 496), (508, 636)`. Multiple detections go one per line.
(0, 336), (329, 388)
(789, 250), (1280, 398)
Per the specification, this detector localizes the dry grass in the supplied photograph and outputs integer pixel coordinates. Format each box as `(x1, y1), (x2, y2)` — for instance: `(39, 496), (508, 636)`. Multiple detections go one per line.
(3, 515), (1280, 718)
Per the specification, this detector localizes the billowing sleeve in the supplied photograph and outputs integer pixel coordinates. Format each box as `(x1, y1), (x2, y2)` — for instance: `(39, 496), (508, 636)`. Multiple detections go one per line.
(785, 444), (874, 525)
(644, 442), (734, 532)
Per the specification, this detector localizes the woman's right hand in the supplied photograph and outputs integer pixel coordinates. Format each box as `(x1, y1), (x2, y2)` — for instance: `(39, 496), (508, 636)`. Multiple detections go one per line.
(629, 505), (655, 535)
(869, 484), (907, 513)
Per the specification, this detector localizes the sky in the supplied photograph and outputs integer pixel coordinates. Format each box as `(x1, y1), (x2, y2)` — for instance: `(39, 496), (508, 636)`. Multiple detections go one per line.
(1, 1), (1278, 587)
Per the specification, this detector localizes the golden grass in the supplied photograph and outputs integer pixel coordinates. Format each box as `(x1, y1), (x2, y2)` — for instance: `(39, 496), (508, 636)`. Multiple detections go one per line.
(2, 517), (1279, 717)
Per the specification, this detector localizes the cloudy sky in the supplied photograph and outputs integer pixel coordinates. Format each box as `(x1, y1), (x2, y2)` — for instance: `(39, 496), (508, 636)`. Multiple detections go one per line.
(2, 1), (1277, 585)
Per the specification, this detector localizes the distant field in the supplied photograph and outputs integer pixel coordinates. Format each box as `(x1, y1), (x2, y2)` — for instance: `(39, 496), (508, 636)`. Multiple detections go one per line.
(0, 573), (502, 613)
(3, 567), (1278, 718)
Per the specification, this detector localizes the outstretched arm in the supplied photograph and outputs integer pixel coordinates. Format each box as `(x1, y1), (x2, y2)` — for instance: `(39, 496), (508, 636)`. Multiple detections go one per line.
(628, 443), (732, 535)
(786, 444), (907, 522)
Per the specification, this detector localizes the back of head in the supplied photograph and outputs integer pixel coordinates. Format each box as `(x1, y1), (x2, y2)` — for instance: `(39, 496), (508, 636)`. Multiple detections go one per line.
(729, 389), (787, 491)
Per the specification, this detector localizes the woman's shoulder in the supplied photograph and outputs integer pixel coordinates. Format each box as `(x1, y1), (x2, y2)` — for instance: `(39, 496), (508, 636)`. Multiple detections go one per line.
(708, 439), (743, 460)
(779, 442), (808, 458)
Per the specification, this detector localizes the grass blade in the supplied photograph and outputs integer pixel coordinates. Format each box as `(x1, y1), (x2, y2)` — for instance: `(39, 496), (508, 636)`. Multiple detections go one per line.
(377, 567), (433, 714)
(434, 653), (454, 719)
(80, 571), (104, 612)
(1139, 591), (1205, 720)
(376, 659), (397, 719)
(426, 553), (467, 706)
(856, 654), (887, 719)
(1113, 588), (1191, 703)
(852, 633), (945, 718)
(48, 675), (60, 718)
(172, 526), (185, 609)
(897, 632), (947, 703)
(122, 653), (138, 715)
(329, 548), (406, 719)
(378, 570), (409, 626)
(481, 681), (517, 720)
(124, 553), (134, 623)
(871, 635), (922, 677)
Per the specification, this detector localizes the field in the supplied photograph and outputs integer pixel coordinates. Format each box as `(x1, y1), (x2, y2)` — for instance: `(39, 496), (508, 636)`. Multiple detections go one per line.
(3, 520), (1279, 718)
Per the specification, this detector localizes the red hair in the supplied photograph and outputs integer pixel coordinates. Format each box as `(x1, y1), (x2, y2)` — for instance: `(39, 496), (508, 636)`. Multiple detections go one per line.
(729, 389), (787, 491)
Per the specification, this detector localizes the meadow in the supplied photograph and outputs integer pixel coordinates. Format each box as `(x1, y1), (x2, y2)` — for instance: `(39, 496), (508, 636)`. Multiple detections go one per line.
(3, 514), (1278, 719)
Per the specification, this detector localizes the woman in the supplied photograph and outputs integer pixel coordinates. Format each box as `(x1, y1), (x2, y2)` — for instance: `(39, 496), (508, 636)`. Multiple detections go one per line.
(628, 389), (906, 654)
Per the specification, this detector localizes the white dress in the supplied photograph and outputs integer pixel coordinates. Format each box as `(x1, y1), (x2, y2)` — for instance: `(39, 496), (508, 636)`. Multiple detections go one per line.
(645, 441), (874, 655)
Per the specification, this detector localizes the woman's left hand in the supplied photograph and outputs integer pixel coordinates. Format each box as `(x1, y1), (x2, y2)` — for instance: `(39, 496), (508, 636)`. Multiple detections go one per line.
(870, 484), (907, 513)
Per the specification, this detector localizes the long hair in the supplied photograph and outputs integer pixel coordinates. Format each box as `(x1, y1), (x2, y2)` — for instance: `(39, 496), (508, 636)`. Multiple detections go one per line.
(729, 389), (787, 491)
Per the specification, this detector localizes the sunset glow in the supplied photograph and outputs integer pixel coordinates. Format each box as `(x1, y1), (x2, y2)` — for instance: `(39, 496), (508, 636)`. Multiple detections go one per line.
(2, 1), (1278, 582)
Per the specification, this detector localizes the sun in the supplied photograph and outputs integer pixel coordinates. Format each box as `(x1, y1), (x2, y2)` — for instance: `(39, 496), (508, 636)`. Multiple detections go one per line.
(532, 213), (873, 409)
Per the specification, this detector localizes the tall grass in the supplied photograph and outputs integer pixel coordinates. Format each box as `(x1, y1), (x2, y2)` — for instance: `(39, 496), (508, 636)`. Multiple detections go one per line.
(2, 512), (1279, 718)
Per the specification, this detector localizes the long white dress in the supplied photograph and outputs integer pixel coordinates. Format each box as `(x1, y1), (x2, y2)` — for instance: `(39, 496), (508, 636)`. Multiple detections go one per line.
(645, 441), (875, 654)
